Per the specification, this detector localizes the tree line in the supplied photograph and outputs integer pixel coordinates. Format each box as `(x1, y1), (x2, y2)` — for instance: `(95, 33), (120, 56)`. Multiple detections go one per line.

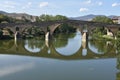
(92, 16), (114, 24)
(35, 14), (68, 22)
(0, 14), (68, 23)
(0, 13), (115, 24)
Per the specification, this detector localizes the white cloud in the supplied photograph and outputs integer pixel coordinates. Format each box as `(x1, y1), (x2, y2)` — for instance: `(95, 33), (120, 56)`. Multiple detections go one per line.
(28, 2), (32, 5)
(83, 0), (103, 6)
(4, 1), (18, 5)
(98, 2), (103, 6)
(112, 3), (120, 7)
(80, 8), (89, 12)
(39, 2), (49, 8)
(2, 4), (15, 8)
(85, 0), (92, 4)
(0, 1), (18, 9)
(22, 2), (32, 9)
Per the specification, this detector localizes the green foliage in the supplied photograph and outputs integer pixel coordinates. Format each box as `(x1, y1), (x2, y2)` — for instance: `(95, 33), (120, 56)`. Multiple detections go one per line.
(54, 15), (68, 20)
(0, 14), (16, 23)
(36, 14), (68, 22)
(22, 27), (45, 38)
(89, 39), (107, 52)
(0, 14), (68, 23)
(0, 14), (9, 23)
(36, 16), (40, 22)
(39, 14), (50, 21)
(0, 29), (3, 39)
(116, 39), (120, 53)
(26, 39), (45, 49)
(54, 33), (76, 48)
(92, 27), (105, 36)
(54, 23), (76, 34)
(0, 14), (32, 23)
(116, 31), (120, 38)
(92, 16), (113, 24)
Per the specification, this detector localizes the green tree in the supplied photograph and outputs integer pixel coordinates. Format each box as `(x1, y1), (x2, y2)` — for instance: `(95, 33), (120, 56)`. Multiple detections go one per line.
(39, 14), (54, 21)
(54, 15), (68, 20)
(0, 14), (19, 23)
(54, 23), (76, 34)
(39, 14), (46, 21)
(0, 14), (9, 23)
(92, 16), (113, 24)
(0, 29), (3, 39)
(36, 14), (68, 22)
(35, 16), (40, 22)
(116, 31), (120, 39)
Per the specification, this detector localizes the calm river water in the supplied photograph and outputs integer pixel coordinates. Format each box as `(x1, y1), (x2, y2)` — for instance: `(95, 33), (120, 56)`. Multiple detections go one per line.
(0, 31), (119, 80)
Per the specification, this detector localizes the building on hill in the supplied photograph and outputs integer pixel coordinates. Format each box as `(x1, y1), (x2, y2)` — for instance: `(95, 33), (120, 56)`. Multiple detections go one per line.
(112, 16), (120, 24)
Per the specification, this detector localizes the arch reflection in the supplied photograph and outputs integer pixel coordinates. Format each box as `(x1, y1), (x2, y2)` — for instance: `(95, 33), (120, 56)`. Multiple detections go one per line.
(24, 39), (45, 53)
(88, 39), (115, 55)
(0, 33), (117, 60)
(54, 31), (81, 56)
(88, 41), (104, 54)
(0, 40), (14, 50)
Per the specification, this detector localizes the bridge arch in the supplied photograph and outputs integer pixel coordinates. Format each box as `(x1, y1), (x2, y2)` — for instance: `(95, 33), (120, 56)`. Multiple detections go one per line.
(48, 23), (62, 35)
(48, 23), (81, 35)
(2, 27), (16, 33)
(16, 27), (19, 31)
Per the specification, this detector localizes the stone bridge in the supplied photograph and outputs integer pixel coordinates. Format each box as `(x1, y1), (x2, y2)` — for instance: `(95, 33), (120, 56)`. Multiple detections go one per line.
(0, 20), (120, 40)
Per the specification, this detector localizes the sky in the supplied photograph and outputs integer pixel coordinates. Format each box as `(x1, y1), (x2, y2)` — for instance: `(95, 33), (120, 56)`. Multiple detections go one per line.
(0, 0), (120, 17)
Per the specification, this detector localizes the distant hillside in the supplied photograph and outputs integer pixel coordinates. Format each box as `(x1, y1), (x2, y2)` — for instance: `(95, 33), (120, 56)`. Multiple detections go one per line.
(0, 11), (36, 22)
(69, 14), (118, 21)
(0, 11), (119, 22)
(0, 11), (8, 14)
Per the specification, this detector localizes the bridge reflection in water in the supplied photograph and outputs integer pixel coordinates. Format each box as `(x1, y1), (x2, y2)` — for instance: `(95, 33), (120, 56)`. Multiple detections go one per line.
(0, 32), (118, 60)
(0, 32), (120, 80)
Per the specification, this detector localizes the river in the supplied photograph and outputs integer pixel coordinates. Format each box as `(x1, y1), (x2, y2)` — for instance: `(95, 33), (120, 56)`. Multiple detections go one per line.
(0, 31), (119, 80)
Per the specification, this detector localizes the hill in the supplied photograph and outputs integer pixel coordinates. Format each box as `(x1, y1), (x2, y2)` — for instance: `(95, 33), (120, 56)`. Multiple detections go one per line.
(0, 11), (36, 22)
(69, 14), (118, 21)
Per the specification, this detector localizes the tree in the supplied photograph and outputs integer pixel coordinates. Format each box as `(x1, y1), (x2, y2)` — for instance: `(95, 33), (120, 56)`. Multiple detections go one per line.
(0, 29), (3, 39)
(54, 23), (76, 34)
(35, 14), (68, 22)
(39, 14), (53, 21)
(0, 14), (9, 23)
(0, 14), (18, 23)
(116, 31), (120, 38)
(92, 16), (113, 24)
(54, 15), (68, 20)
(35, 16), (40, 22)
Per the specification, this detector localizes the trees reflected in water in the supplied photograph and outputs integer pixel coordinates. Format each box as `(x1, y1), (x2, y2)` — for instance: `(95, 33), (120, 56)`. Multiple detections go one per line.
(54, 32), (81, 56)
(0, 32), (120, 80)
(0, 40), (14, 50)
(54, 33), (76, 48)
(88, 39), (115, 54)
(24, 38), (45, 53)
(0, 33), (119, 56)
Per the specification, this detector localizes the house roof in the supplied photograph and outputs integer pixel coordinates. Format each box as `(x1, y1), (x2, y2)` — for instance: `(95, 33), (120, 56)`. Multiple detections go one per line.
(112, 16), (120, 20)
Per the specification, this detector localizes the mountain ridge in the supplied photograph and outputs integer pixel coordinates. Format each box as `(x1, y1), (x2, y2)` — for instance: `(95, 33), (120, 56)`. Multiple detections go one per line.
(69, 14), (118, 21)
(0, 11), (36, 22)
(0, 11), (119, 21)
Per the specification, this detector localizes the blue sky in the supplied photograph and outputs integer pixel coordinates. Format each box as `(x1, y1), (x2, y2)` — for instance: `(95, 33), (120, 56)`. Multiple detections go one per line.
(0, 0), (120, 17)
